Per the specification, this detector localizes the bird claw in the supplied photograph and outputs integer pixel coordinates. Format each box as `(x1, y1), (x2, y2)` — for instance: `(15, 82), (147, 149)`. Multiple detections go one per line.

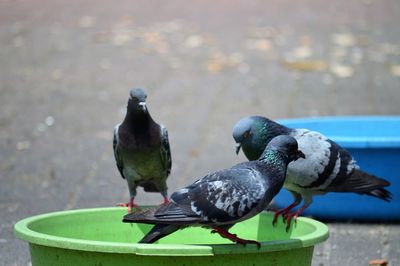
(283, 213), (299, 232)
(272, 209), (291, 226)
(116, 202), (142, 213)
(235, 239), (261, 249)
(212, 227), (260, 249)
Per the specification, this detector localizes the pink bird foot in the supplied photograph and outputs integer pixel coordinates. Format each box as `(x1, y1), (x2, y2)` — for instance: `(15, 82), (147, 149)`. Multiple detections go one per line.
(211, 226), (261, 249)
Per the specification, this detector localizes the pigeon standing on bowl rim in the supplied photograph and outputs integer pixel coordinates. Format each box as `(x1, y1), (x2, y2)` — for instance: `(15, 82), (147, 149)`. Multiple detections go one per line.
(113, 88), (172, 213)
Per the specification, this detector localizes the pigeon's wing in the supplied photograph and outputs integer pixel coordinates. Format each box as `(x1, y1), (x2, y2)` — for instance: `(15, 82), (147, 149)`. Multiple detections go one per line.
(113, 124), (126, 179)
(160, 124), (172, 176)
(175, 168), (267, 224)
(311, 139), (391, 200)
(125, 167), (266, 226)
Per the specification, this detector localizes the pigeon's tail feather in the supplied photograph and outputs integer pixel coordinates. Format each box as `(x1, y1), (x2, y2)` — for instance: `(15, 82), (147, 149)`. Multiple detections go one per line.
(359, 187), (392, 202)
(123, 204), (201, 225)
(328, 169), (391, 201)
(123, 207), (159, 224)
(139, 224), (182, 243)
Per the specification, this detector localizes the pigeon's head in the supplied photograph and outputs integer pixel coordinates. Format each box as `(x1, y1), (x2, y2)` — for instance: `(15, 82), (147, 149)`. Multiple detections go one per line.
(128, 88), (148, 112)
(263, 135), (305, 162)
(233, 116), (278, 160)
(232, 117), (254, 154)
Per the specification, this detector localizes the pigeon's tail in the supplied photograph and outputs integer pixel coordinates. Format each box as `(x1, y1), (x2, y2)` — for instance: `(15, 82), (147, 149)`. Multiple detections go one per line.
(139, 224), (182, 243)
(123, 207), (159, 224)
(329, 169), (392, 201)
(360, 187), (392, 202)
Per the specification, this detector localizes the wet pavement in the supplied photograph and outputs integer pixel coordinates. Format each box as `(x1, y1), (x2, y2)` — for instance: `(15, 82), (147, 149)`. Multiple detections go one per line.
(1, 0), (399, 265)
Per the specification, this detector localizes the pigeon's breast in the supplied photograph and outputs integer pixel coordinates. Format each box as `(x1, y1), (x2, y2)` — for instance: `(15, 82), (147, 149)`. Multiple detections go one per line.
(122, 148), (166, 180)
(287, 129), (341, 189)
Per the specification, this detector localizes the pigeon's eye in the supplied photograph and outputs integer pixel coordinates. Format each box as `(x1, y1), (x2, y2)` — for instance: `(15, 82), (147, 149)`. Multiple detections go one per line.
(243, 131), (251, 138)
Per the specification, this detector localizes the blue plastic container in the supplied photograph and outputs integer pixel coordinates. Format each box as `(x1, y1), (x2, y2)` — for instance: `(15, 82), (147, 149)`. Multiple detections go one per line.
(276, 116), (400, 221)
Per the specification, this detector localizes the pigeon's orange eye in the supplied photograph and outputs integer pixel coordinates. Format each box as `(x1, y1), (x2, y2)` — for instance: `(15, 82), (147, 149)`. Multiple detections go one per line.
(243, 131), (250, 138)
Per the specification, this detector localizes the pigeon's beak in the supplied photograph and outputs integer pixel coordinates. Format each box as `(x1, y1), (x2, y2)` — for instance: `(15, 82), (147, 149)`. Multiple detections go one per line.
(295, 150), (306, 160)
(235, 142), (242, 155)
(138, 102), (147, 111)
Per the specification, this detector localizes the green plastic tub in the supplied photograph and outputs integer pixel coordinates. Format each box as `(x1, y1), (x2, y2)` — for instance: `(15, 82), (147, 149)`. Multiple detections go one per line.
(14, 207), (328, 266)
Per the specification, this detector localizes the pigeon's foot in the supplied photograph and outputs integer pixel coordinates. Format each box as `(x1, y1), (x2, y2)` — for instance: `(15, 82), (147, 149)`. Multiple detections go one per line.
(162, 196), (170, 205)
(282, 205), (308, 232)
(117, 198), (141, 213)
(282, 212), (295, 232)
(212, 226), (261, 249)
(272, 203), (298, 227)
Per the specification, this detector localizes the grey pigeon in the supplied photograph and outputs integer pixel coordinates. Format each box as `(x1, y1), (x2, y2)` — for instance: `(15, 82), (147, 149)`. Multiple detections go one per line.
(123, 135), (305, 247)
(232, 115), (391, 227)
(113, 88), (171, 212)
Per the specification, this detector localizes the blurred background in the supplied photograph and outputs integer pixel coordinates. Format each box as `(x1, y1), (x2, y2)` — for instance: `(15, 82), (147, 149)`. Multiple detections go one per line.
(1, 0), (399, 265)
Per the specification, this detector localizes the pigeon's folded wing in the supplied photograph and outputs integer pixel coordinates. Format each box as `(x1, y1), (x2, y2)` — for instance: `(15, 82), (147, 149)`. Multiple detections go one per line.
(113, 124), (125, 179)
(180, 168), (267, 223)
(160, 124), (172, 176)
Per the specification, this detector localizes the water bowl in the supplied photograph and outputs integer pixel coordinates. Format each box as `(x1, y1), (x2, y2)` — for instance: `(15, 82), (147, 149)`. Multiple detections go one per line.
(277, 115), (400, 221)
(14, 207), (328, 266)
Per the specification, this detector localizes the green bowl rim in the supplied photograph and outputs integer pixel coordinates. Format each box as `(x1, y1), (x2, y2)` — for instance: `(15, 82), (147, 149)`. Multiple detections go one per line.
(14, 207), (329, 256)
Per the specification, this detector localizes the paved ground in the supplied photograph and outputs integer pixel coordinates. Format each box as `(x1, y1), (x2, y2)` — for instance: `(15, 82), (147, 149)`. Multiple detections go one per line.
(1, 0), (399, 265)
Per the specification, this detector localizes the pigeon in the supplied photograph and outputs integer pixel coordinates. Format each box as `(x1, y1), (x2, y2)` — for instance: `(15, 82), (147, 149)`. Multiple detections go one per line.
(123, 135), (305, 247)
(113, 88), (172, 212)
(232, 115), (392, 227)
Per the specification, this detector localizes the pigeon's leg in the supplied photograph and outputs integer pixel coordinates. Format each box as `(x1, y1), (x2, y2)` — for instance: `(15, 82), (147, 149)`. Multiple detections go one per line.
(284, 196), (312, 232)
(212, 226), (261, 249)
(117, 197), (142, 213)
(117, 181), (141, 213)
(161, 191), (169, 205)
(272, 191), (302, 226)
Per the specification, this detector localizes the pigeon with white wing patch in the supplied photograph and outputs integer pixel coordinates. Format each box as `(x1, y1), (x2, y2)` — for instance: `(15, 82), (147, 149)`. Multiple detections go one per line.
(233, 116), (391, 228)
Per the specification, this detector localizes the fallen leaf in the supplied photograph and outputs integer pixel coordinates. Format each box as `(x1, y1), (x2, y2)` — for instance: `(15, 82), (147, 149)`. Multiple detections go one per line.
(293, 46), (312, 59)
(332, 33), (356, 47)
(227, 53), (243, 66)
(184, 35), (203, 48)
(389, 64), (400, 76)
(368, 259), (388, 266)
(245, 39), (272, 51)
(207, 62), (223, 74)
(282, 60), (328, 72)
(330, 64), (354, 78)
(111, 31), (133, 46)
